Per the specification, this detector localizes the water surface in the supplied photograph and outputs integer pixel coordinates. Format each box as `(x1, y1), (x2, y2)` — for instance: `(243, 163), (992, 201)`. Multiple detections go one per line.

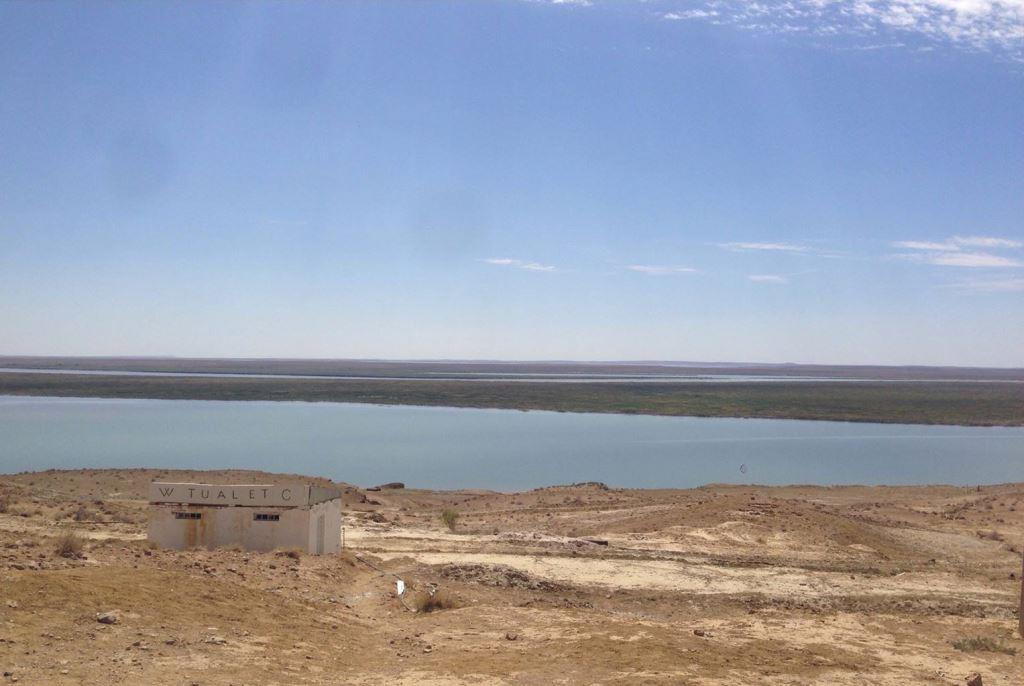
(1, 396), (1021, 490)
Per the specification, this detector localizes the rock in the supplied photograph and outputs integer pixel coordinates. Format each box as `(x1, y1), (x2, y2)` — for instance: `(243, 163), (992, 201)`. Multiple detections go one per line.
(377, 482), (405, 490)
(204, 635), (227, 645)
(693, 629), (710, 637)
(965, 673), (982, 686)
(96, 611), (120, 625)
(505, 632), (518, 641)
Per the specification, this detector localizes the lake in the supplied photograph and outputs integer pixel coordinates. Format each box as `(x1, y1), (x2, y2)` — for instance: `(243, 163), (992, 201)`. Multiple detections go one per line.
(1, 395), (1022, 490)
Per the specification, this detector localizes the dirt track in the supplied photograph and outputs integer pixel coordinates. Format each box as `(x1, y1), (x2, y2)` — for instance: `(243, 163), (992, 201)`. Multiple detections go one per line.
(1, 469), (1022, 684)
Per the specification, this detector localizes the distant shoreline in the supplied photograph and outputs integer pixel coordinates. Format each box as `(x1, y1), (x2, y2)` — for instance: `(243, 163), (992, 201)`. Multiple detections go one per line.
(2, 356), (1022, 382)
(2, 370), (1022, 427)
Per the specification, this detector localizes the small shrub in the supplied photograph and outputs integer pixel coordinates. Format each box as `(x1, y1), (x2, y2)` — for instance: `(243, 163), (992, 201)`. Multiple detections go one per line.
(0, 495), (8, 514)
(977, 529), (1004, 542)
(952, 636), (1016, 655)
(440, 508), (459, 532)
(72, 505), (90, 522)
(54, 531), (85, 559)
(412, 588), (457, 613)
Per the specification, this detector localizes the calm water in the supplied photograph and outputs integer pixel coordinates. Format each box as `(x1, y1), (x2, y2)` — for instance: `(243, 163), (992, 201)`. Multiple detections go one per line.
(1, 395), (1022, 490)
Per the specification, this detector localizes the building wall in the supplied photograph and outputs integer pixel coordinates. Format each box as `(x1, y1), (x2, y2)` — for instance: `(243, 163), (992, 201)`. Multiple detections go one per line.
(148, 504), (314, 552)
(306, 499), (343, 555)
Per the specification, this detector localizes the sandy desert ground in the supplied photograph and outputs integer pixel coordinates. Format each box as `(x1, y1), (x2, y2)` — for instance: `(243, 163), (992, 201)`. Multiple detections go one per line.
(1, 469), (1022, 684)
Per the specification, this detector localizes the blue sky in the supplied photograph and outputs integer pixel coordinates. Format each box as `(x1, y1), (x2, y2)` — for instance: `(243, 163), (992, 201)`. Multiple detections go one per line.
(1, 0), (1021, 365)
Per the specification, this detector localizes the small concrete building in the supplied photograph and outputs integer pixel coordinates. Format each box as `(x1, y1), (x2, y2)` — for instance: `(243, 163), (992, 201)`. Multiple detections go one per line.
(147, 482), (342, 554)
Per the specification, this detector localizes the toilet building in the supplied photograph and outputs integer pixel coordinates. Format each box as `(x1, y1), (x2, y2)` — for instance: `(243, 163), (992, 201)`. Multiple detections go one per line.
(147, 482), (342, 554)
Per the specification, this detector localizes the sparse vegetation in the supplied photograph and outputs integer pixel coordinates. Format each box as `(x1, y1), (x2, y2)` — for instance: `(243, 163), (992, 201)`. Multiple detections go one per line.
(440, 508), (459, 532)
(411, 588), (457, 613)
(72, 504), (91, 521)
(976, 529), (1005, 541)
(1, 370), (1021, 426)
(0, 494), (9, 513)
(54, 530), (85, 558)
(952, 636), (1017, 655)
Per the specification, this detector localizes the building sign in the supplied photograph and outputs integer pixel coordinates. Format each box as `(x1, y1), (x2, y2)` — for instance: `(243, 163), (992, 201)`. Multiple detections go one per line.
(148, 483), (310, 507)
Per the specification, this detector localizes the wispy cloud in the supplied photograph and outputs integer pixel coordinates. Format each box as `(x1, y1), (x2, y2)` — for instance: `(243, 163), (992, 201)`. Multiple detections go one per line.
(626, 264), (699, 275)
(947, 277), (1024, 293)
(894, 235), (1023, 251)
(748, 274), (789, 284)
(898, 251), (1024, 268)
(482, 257), (557, 272)
(660, 1), (1024, 59)
(891, 240), (960, 251)
(719, 242), (811, 253)
(952, 235), (1024, 249)
(890, 234), (1023, 268)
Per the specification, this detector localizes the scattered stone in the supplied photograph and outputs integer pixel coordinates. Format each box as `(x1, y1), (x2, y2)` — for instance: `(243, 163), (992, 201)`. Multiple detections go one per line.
(965, 673), (982, 686)
(204, 636), (227, 645)
(96, 611), (120, 625)
(505, 632), (518, 641)
(693, 629), (710, 637)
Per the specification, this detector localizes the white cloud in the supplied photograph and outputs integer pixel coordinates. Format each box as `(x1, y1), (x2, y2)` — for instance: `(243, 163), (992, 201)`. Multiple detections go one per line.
(664, 9), (719, 20)
(891, 234), (1023, 267)
(660, 1), (1024, 58)
(948, 277), (1024, 292)
(896, 250), (1024, 267)
(626, 264), (699, 275)
(719, 242), (811, 253)
(482, 257), (557, 272)
(891, 240), (960, 250)
(748, 274), (790, 283)
(952, 235), (1024, 248)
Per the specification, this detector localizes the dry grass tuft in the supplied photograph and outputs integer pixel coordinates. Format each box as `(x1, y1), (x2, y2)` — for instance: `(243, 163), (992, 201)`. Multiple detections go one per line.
(412, 588), (458, 613)
(952, 636), (1016, 655)
(54, 530), (85, 558)
(440, 508), (459, 532)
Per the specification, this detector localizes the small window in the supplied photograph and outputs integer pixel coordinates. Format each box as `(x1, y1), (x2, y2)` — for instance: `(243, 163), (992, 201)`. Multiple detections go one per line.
(173, 512), (201, 520)
(254, 513), (280, 522)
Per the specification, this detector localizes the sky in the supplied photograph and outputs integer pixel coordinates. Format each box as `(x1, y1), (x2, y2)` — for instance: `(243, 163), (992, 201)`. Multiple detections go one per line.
(1, 1), (1022, 366)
